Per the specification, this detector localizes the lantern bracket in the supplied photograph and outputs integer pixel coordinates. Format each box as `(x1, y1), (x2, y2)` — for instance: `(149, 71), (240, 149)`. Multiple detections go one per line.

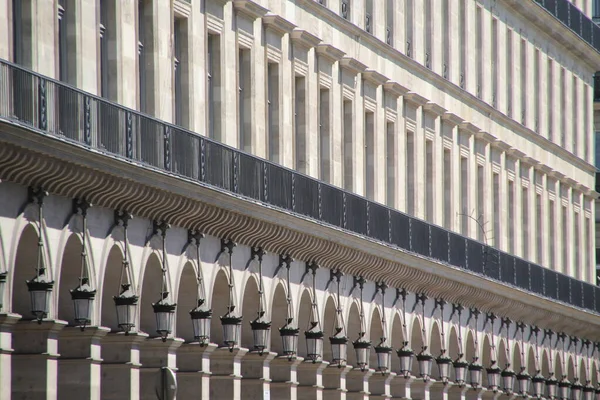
(187, 229), (204, 246)
(114, 210), (133, 228)
(301, 261), (318, 283)
(482, 313), (496, 332)
(466, 307), (479, 326)
(449, 303), (463, 321)
(72, 198), (91, 218)
(273, 254), (293, 277)
(28, 186), (48, 206)
(527, 326), (539, 342)
(371, 282), (387, 302)
(325, 268), (342, 291)
(412, 293), (427, 313)
(392, 288), (407, 308)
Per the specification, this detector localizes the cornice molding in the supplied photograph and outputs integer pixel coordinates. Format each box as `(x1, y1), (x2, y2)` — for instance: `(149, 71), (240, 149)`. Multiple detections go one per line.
(290, 29), (321, 49)
(441, 112), (464, 126)
(262, 13), (296, 35)
(316, 43), (345, 62)
(383, 81), (409, 97)
(339, 56), (367, 74)
(362, 69), (388, 86)
(404, 92), (428, 106)
(233, 0), (269, 19)
(423, 102), (446, 116)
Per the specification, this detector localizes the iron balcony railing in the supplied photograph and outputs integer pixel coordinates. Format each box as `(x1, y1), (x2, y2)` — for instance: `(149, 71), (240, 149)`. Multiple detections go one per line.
(0, 58), (599, 314)
(534, 0), (600, 53)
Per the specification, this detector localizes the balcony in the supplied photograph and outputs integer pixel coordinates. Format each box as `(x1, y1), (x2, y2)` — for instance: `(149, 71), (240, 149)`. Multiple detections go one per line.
(0, 58), (599, 315)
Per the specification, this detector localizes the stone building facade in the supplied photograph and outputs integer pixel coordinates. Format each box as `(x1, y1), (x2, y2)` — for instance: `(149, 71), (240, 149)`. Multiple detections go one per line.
(0, 0), (600, 399)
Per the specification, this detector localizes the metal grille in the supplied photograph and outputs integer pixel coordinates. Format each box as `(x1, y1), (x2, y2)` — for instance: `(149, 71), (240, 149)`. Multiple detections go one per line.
(499, 253), (516, 286)
(368, 202), (389, 242)
(237, 153), (263, 201)
(320, 184), (343, 228)
(410, 218), (430, 257)
(294, 173), (319, 219)
(466, 240), (484, 274)
(530, 264), (545, 295)
(390, 211), (410, 250)
(430, 225), (449, 263)
(265, 163), (292, 210)
(344, 193), (368, 236)
(449, 233), (466, 269)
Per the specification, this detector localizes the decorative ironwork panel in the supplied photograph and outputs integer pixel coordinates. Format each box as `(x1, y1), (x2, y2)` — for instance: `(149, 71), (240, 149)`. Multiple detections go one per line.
(344, 193), (368, 236)
(557, 274), (571, 303)
(544, 0), (557, 14)
(204, 140), (234, 191)
(466, 240), (484, 274)
(368, 202), (389, 242)
(515, 259), (530, 290)
(556, 0), (569, 26)
(430, 225), (449, 263)
(594, 23), (600, 50)
(530, 264), (544, 295)
(545, 270), (558, 300)
(410, 218), (430, 257)
(583, 282), (595, 311)
(499, 253), (515, 286)
(571, 279), (583, 308)
(449, 233), (466, 269)
(390, 211), (410, 250)
(171, 127), (200, 180)
(568, 3), (581, 35)
(54, 84), (82, 141)
(320, 184), (343, 228)
(6, 66), (36, 126)
(130, 115), (164, 168)
(595, 286), (600, 313)
(265, 163), (292, 210)
(582, 16), (592, 43)
(484, 247), (500, 280)
(294, 173), (319, 219)
(237, 153), (263, 201)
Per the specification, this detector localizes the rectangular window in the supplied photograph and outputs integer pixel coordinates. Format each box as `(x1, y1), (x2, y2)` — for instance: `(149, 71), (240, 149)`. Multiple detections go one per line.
(405, 0), (414, 57)
(138, 0), (147, 113)
(207, 34), (221, 140)
(365, 111), (375, 199)
(520, 39), (527, 125)
(586, 217), (591, 282)
(238, 48), (251, 150)
(442, 0), (449, 79)
(406, 131), (415, 215)
(365, 0), (373, 33)
(267, 62), (280, 162)
(562, 205), (568, 273)
(549, 200), (555, 268)
(574, 215), (580, 279)
(536, 193), (542, 263)
(493, 173), (500, 247)
(295, 76), (307, 172)
(343, 99), (353, 191)
(561, 68), (566, 148)
(508, 180), (515, 254)
(522, 187), (529, 259)
(460, 157), (468, 235)
(341, 0), (350, 20)
(534, 49), (540, 132)
(476, 6), (483, 98)
(459, 0), (466, 88)
(426, 140), (433, 221)
(99, 0), (108, 97)
(572, 76), (578, 155)
(547, 59), (554, 141)
(386, 0), (394, 45)
(174, 18), (187, 127)
(58, 0), (68, 82)
(444, 149), (452, 229)
(477, 165), (484, 241)
(425, 0), (432, 69)
(506, 29), (513, 118)
(319, 88), (331, 183)
(386, 122), (396, 207)
(491, 18), (498, 107)
(12, 0), (23, 64)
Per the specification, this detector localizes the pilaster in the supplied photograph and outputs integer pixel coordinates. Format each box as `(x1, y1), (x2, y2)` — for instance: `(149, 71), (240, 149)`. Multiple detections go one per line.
(389, 374), (415, 399)
(240, 351), (277, 399)
(270, 356), (304, 400)
(100, 332), (147, 400)
(322, 364), (352, 400)
(345, 367), (374, 400)
(0, 313), (20, 400)
(208, 346), (248, 399)
(297, 360), (328, 400)
(176, 342), (217, 400)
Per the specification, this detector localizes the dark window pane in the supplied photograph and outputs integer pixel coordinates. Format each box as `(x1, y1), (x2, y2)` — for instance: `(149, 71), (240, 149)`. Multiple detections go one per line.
(410, 218), (430, 257)
(345, 193), (368, 235)
(368, 202), (389, 242)
(390, 211), (410, 250)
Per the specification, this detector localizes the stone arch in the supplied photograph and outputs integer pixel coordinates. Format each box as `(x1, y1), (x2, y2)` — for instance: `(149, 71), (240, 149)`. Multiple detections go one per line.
(390, 311), (405, 375)
(175, 261), (198, 342)
(526, 346), (536, 375)
(241, 275), (261, 351)
(448, 325), (460, 359)
(99, 244), (125, 331)
(498, 338), (508, 368)
(465, 329), (476, 362)
(322, 294), (337, 362)
(591, 360), (598, 386)
(481, 334), (493, 384)
(270, 281), (289, 356)
(579, 358), (588, 384)
(567, 354), (576, 381)
(555, 352), (564, 378)
(429, 321), (443, 380)
(410, 316), (424, 376)
(512, 342), (523, 371)
(368, 306), (385, 370)
(346, 300), (362, 367)
(210, 268), (231, 347)
(10, 223), (43, 318)
(56, 234), (88, 326)
(138, 252), (166, 337)
(541, 348), (551, 377)
(296, 288), (313, 359)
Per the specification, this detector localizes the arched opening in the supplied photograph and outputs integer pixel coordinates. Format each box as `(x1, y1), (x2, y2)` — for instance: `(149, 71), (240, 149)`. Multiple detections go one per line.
(346, 301), (361, 367)
(270, 282), (288, 355)
(322, 295), (337, 363)
(240, 276), (260, 351)
(368, 307), (385, 370)
(429, 322), (443, 380)
(57, 234), (87, 326)
(296, 289), (312, 358)
(512, 342), (523, 372)
(465, 330), (476, 363)
(175, 262), (197, 342)
(527, 346), (536, 375)
(579, 359), (588, 385)
(555, 352), (564, 378)
(541, 349), (551, 377)
(481, 335), (492, 385)
(210, 269), (230, 347)
(410, 317), (424, 377)
(390, 312), (405, 375)
(11, 224), (41, 318)
(591, 361), (598, 386)
(138, 253), (164, 337)
(100, 245), (124, 331)
(448, 326), (461, 382)
(498, 339), (508, 369)
(567, 355), (576, 382)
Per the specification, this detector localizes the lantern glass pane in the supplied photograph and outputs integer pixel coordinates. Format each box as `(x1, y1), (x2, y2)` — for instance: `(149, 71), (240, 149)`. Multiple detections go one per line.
(116, 303), (136, 332)
(487, 370), (500, 390)
(73, 297), (92, 325)
(331, 342), (347, 365)
(192, 317), (211, 343)
(282, 334), (298, 357)
(377, 351), (390, 372)
(30, 289), (51, 319)
(252, 327), (269, 351)
(454, 363), (467, 385)
(355, 346), (369, 369)
(223, 322), (241, 347)
(0, 278), (6, 311)
(306, 336), (323, 361)
(155, 311), (174, 337)
(399, 354), (414, 376)
(518, 377), (530, 395)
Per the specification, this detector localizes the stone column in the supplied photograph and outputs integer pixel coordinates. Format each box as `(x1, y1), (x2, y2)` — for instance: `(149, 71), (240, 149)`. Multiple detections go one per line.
(297, 360), (328, 399)
(0, 313), (20, 400)
(209, 347), (248, 399)
(240, 351), (277, 399)
(369, 371), (395, 398)
(11, 319), (67, 400)
(345, 368), (374, 400)
(428, 380), (450, 400)
(322, 364), (352, 400)
(176, 342), (217, 400)
(100, 332), (147, 400)
(57, 326), (109, 400)
(446, 383), (469, 400)
(389, 374), (415, 399)
(270, 356), (304, 400)
(410, 378), (433, 399)
(139, 337), (183, 400)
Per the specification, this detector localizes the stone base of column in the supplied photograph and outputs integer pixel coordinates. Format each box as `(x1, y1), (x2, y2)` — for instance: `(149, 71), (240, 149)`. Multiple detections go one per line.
(369, 371), (395, 398)
(0, 313), (20, 400)
(11, 319), (67, 400)
(346, 367), (374, 400)
(57, 326), (109, 400)
(176, 342), (217, 400)
(297, 359), (329, 400)
(100, 331), (148, 400)
(209, 346), (248, 399)
(463, 387), (486, 400)
(240, 351), (276, 399)
(389, 375), (415, 399)
(269, 356), (304, 400)
(428, 380), (451, 400)
(410, 378), (433, 399)
(446, 383), (469, 400)
(139, 337), (183, 399)
(322, 364), (352, 400)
